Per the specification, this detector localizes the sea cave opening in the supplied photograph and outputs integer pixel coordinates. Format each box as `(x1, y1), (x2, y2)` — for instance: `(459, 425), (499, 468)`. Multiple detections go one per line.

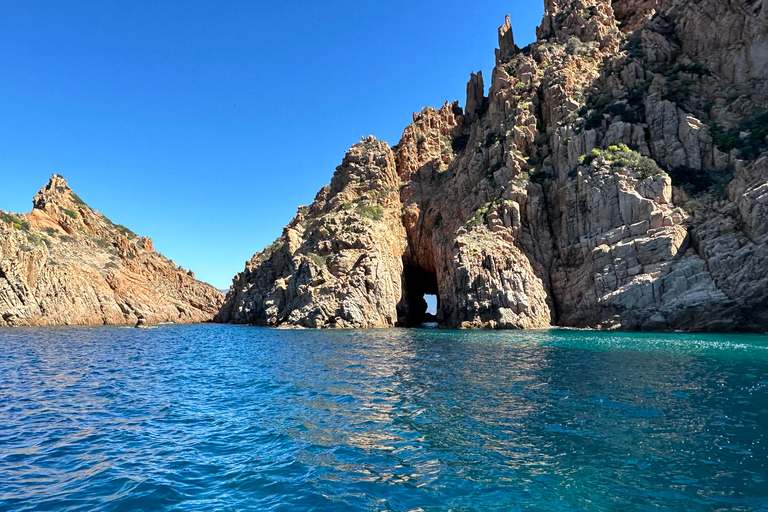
(402, 265), (440, 327)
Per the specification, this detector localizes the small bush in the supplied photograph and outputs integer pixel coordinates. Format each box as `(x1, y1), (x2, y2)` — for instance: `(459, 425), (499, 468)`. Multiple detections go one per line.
(356, 204), (384, 221)
(307, 252), (327, 267)
(104, 218), (137, 239)
(483, 132), (502, 148)
(1, 211), (21, 226)
(467, 202), (494, 231)
(711, 111), (768, 160)
(627, 77), (653, 106)
(42, 227), (58, 237)
(668, 166), (716, 195)
(26, 234), (45, 246)
(2, 212), (30, 231)
(93, 237), (111, 249)
(566, 36), (587, 55)
(70, 193), (87, 207)
(259, 240), (284, 262)
(605, 103), (639, 123)
(624, 35), (644, 59)
(62, 208), (78, 220)
(115, 224), (136, 239)
(60, 235), (75, 243)
(578, 95), (613, 130)
(433, 212), (442, 227)
(586, 111), (609, 129)
(514, 171), (531, 187)
(534, 133), (549, 146)
(664, 63), (710, 79)
(578, 144), (664, 178)
(529, 168), (551, 184)
(485, 160), (503, 185)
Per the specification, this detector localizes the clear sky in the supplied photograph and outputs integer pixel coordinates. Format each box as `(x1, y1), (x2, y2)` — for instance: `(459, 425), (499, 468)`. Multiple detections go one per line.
(0, 1), (544, 289)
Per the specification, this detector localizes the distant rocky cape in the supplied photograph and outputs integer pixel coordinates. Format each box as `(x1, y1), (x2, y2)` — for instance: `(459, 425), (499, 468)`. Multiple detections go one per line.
(217, 0), (768, 331)
(0, 175), (223, 326)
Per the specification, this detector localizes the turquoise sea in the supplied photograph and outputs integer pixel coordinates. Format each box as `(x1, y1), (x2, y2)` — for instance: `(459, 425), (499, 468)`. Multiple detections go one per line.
(1, 325), (767, 511)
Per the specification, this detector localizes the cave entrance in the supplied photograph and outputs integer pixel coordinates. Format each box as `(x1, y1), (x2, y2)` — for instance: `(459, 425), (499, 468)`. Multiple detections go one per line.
(402, 265), (440, 327)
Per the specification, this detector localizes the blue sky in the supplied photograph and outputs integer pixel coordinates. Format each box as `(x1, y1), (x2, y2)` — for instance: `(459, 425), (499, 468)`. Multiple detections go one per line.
(0, 1), (544, 289)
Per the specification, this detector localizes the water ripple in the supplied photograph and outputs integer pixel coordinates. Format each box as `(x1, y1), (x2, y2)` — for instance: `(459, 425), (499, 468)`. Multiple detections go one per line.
(1, 325), (767, 511)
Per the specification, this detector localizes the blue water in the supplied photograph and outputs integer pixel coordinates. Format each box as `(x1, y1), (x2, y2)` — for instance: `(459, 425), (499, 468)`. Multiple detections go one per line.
(1, 326), (768, 511)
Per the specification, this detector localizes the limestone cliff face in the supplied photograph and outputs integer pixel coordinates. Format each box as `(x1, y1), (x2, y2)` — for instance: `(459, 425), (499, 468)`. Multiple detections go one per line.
(221, 0), (768, 331)
(0, 175), (223, 326)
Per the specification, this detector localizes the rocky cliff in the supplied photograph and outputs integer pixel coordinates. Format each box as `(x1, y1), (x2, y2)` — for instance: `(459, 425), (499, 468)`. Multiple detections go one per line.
(219, 0), (768, 331)
(0, 175), (223, 326)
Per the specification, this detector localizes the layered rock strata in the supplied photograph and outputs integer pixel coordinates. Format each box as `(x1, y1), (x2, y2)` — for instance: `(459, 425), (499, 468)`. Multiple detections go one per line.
(220, 0), (768, 331)
(0, 176), (223, 326)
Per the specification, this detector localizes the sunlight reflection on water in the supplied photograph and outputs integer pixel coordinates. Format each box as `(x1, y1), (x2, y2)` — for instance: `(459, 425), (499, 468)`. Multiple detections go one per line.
(0, 325), (767, 511)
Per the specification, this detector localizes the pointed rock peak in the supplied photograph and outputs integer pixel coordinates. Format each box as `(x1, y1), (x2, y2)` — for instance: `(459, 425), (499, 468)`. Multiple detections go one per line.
(32, 174), (89, 216)
(41, 174), (70, 195)
(498, 14), (515, 59)
(33, 174), (72, 210)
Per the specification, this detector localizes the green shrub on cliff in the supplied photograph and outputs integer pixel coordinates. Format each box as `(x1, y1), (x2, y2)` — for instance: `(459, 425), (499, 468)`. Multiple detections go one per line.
(258, 240), (284, 262)
(1, 212), (30, 231)
(93, 237), (111, 249)
(307, 252), (327, 267)
(711, 111), (768, 160)
(579, 144), (664, 178)
(0, 211), (17, 225)
(356, 204), (384, 221)
(62, 208), (78, 220)
(26, 234), (45, 246)
(70, 193), (87, 207)
(668, 166), (717, 195)
(467, 202), (494, 231)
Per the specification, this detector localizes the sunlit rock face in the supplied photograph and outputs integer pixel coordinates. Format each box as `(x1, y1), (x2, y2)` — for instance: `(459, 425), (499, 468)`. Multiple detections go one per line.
(215, 138), (408, 329)
(0, 175), (223, 326)
(219, 0), (768, 332)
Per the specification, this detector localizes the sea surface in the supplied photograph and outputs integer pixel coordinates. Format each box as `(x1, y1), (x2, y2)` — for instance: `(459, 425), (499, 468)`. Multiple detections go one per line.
(1, 325), (767, 512)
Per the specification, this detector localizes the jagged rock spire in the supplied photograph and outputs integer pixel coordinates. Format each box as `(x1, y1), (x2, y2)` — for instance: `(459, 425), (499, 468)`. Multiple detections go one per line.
(497, 14), (516, 64)
(465, 71), (485, 122)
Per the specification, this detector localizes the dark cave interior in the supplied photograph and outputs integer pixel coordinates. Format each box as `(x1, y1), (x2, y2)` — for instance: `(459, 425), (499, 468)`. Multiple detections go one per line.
(402, 265), (440, 327)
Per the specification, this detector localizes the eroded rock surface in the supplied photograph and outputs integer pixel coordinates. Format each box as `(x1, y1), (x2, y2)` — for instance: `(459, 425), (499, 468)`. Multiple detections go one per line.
(215, 138), (407, 328)
(0, 175), (223, 326)
(221, 0), (768, 331)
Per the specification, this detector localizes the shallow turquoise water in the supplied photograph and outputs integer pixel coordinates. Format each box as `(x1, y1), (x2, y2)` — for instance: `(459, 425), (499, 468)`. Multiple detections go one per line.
(1, 325), (767, 511)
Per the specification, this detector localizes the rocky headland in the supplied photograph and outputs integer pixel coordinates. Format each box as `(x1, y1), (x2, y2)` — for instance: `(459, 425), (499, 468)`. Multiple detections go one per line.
(0, 175), (223, 326)
(219, 0), (768, 331)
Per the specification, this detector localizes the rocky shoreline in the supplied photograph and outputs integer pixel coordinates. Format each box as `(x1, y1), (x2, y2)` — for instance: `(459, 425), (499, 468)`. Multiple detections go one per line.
(0, 176), (223, 327)
(217, 0), (768, 332)
(3, 0), (766, 332)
